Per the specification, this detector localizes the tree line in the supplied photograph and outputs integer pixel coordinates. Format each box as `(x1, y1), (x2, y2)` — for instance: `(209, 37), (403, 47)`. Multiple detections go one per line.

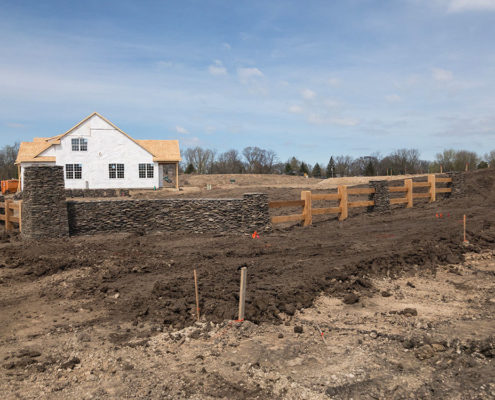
(1, 142), (494, 180)
(182, 146), (495, 177)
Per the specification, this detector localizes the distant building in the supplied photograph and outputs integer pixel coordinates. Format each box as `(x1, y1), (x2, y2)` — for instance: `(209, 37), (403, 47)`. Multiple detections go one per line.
(15, 112), (181, 190)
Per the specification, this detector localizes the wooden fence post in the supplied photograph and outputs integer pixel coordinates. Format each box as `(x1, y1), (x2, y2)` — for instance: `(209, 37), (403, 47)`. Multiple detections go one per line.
(17, 201), (22, 233)
(301, 190), (312, 226)
(4, 200), (12, 232)
(338, 185), (348, 221)
(428, 174), (436, 203)
(238, 267), (247, 321)
(405, 179), (413, 208)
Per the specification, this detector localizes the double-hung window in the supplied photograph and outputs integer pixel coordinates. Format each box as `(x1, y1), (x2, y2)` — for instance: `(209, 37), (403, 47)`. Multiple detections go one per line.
(109, 163), (125, 179)
(71, 138), (88, 151)
(139, 163), (154, 178)
(66, 164), (82, 179)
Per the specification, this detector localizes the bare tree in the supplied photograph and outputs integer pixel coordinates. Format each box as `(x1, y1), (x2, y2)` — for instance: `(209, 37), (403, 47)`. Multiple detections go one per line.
(485, 150), (495, 168)
(183, 147), (216, 174)
(334, 155), (353, 177)
(436, 149), (479, 172)
(242, 147), (277, 173)
(0, 142), (20, 180)
(213, 149), (244, 173)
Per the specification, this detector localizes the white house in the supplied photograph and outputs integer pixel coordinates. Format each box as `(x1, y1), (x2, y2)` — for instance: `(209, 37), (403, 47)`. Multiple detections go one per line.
(15, 112), (181, 190)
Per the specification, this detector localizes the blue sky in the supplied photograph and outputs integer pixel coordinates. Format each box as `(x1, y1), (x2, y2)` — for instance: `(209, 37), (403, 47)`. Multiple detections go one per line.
(1, 0), (494, 164)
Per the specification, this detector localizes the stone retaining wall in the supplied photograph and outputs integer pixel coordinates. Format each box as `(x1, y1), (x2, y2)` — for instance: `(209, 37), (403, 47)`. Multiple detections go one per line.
(67, 193), (270, 236)
(20, 166), (271, 238)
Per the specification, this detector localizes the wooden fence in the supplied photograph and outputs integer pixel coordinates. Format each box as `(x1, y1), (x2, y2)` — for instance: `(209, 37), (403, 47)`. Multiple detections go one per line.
(269, 174), (452, 226)
(0, 200), (22, 232)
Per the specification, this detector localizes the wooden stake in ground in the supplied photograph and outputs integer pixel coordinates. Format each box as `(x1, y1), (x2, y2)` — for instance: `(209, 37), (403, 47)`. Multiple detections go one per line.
(193, 269), (200, 321)
(463, 214), (468, 243)
(238, 267), (247, 321)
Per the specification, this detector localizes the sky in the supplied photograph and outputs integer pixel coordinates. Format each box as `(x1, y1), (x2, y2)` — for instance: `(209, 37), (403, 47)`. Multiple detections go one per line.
(1, 0), (495, 165)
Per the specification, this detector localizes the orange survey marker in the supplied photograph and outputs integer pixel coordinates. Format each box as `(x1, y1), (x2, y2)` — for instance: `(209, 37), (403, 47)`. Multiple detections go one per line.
(252, 231), (260, 239)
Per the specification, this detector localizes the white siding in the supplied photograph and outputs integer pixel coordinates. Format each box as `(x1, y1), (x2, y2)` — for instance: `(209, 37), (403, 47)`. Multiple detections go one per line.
(35, 114), (160, 189)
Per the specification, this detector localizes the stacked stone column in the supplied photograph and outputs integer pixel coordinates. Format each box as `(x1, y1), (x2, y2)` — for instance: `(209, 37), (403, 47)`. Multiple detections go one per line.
(21, 166), (69, 239)
(368, 181), (391, 213)
(242, 193), (272, 233)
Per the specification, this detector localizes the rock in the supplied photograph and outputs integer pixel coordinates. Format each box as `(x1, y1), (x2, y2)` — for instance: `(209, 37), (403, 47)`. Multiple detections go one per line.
(343, 293), (359, 304)
(431, 343), (446, 352)
(399, 308), (418, 317)
(278, 333), (284, 339)
(77, 333), (92, 342)
(406, 281), (416, 288)
(415, 345), (435, 360)
(294, 326), (303, 334)
(381, 290), (392, 297)
(61, 357), (80, 370)
(369, 331), (378, 339)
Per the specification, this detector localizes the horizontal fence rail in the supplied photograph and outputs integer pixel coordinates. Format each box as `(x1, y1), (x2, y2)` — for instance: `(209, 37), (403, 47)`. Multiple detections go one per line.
(270, 174), (452, 226)
(0, 200), (22, 232)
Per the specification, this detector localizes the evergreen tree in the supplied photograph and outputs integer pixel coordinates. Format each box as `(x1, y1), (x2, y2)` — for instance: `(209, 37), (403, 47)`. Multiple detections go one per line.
(185, 163), (196, 174)
(299, 162), (309, 175)
(326, 156), (335, 178)
(478, 161), (489, 169)
(284, 162), (293, 175)
(312, 163), (322, 177)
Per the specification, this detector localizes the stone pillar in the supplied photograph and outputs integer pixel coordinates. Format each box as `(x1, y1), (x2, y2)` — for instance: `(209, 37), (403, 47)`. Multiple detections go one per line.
(446, 172), (465, 198)
(21, 166), (69, 239)
(368, 181), (391, 213)
(242, 193), (271, 233)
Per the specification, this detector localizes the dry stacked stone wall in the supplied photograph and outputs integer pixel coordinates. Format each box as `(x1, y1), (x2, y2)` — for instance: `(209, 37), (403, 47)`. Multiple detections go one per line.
(21, 166), (69, 239)
(67, 194), (271, 236)
(447, 172), (465, 197)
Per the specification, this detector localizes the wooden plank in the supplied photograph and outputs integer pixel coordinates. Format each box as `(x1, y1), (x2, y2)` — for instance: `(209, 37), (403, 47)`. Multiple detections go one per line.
(389, 186), (407, 192)
(18, 200), (22, 233)
(311, 193), (340, 200)
(348, 200), (374, 208)
(436, 188), (452, 193)
(412, 193), (431, 199)
(405, 179), (413, 208)
(436, 177), (452, 183)
(412, 182), (430, 188)
(311, 207), (341, 215)
(390, 197), (408, 204)
(4, 200), (12, 231)
(347, 188), (375, 195)
(301, 191), (312, 226)
(268, 200), (305, 208)
(9, 216), (19, 223)
(0, 214), (5, 221)
(338, 185), (348, 221)
(271, 214), (305, 224)
(8, 202), (20, 210)
(428, 174), (436, 202)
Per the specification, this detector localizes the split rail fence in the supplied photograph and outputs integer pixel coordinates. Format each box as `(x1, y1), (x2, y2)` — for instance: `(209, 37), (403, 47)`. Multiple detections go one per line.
(0, 200), (22, 232)
(269, 174), (452, 226)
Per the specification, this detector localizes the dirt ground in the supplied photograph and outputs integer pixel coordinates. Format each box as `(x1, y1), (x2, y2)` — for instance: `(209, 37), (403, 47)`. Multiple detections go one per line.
(1, 169), (495, 399)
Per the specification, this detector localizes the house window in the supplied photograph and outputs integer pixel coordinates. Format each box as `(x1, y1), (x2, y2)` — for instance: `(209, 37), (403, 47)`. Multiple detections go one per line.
(139, 163), (154, 178)
(71, 138), (88, 151)
(66, 164), (82, 179)
(109, 163), (125, 179)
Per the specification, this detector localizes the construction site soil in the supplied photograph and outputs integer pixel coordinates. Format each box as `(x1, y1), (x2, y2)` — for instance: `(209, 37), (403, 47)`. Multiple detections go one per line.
(1, 169), (495, 399)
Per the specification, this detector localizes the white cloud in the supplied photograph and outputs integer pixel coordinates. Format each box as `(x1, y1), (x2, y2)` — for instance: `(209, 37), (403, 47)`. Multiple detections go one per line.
(324, 99), (340, 108)
(237, 67), (264, 84)
(432, 68), (454, 81)
(208, 60), (227, 76)
(6, 122), (25, 128)
(175, 125), (189, 134)
(385, 94), (401, 103)
(301, 88), (316, 100)
(447, 0), (495, 12)
(222, 42), (231, 50)
(307, 113), (358, 126)
(328, 78), (340, 86)
(288, 105), (303, 114)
